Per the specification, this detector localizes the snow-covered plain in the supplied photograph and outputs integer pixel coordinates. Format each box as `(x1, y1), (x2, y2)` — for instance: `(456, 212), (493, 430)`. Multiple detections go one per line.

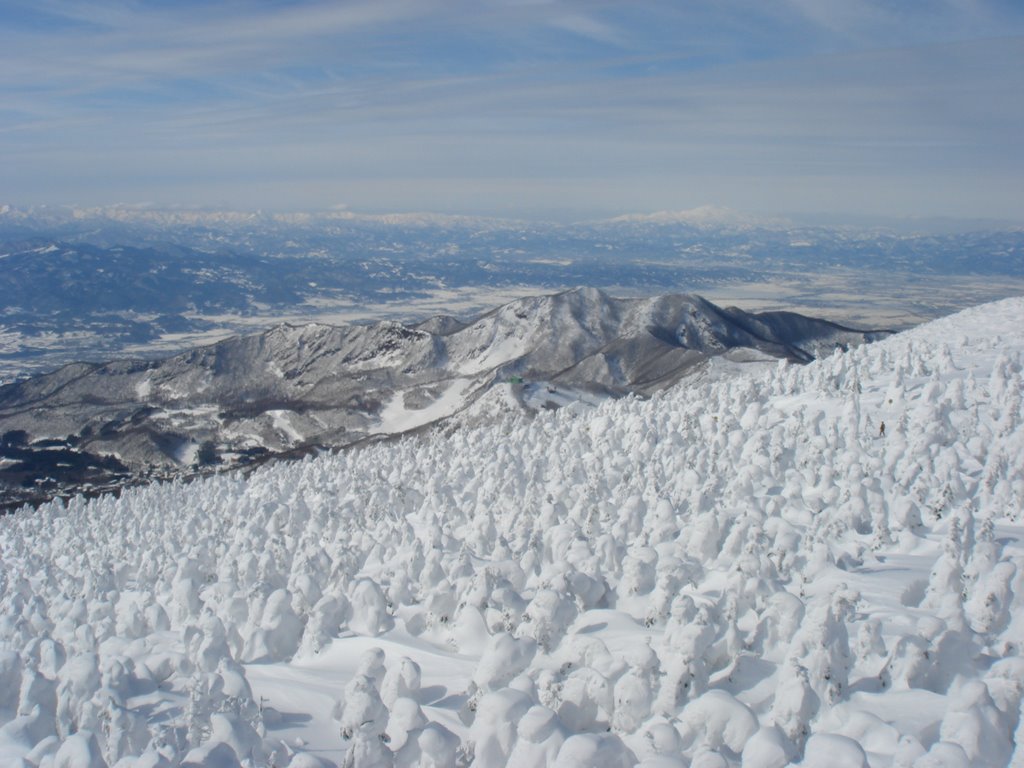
(2, 298), (1024, 767)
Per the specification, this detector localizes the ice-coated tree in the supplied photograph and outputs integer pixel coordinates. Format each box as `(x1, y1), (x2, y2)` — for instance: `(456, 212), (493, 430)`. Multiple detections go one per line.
(556, 666), (614, 732)
(349, 579), (392, 637)
(618, 546), (658, 598)
(342, 729), (393, 768)
(468, 687), (532, 768)
(55, 652), (102, 738)
(355, 648), (388, 689)
(394, 722), (460, 768)
(784, 586), (858, 707)
(550, 732), (635, 768)
(338, 673), (388, 743)
(505, 705), (567, 766)
(854, 618), (887, 668)
(739, 725), (797, 768)
(655, 607), (714, 715)
(966, 560), (1016, 636)
(518, 589), (577, 652)
(296, 593), (348, 657)
(471, 632), (536, 695)
(240, 588), (304, 662)
(770, 659), (819, 744)
(380, 657), (422, 708)
(52, 729), (110, 768)
(939, 679), (1013, 766)
(677, 689), (758, 757)
(385, 697), (427, 752)
(611, 667), (654, 734)
(0, 650), (23, 712)
(800, 733), (868, 768)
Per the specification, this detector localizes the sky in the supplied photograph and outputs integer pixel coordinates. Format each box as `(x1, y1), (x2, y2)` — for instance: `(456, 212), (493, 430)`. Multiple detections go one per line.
(1, 0), (1023, 222)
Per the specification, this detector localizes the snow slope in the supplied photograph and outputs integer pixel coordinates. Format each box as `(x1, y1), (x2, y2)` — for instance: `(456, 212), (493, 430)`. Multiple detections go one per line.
(0, 288), (887, 485)
(1, 297), (1023, 767)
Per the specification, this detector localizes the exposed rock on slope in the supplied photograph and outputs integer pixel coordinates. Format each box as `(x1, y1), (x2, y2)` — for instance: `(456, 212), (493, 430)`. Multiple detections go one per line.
(0, 288), (889, 505)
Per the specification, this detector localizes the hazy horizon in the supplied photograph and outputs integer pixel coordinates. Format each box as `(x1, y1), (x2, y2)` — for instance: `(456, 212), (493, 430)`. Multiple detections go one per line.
(4, 200), (1024, 234)
(3, 1), (1023, 223)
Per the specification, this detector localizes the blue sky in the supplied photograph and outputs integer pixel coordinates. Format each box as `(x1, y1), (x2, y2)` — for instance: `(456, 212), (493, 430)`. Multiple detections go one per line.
(1, 0), (1023, 221)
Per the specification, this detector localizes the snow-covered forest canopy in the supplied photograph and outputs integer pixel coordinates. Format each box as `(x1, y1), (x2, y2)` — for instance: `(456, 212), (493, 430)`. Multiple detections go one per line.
(1, 297), (1023, 767)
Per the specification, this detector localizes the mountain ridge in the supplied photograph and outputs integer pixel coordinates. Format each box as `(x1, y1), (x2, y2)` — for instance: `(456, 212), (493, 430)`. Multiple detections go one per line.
(2, 213), (1021, 381)
(0, 288), (891, 509)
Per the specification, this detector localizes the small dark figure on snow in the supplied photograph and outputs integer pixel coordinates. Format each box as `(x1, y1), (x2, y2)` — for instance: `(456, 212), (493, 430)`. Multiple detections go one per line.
(879, 421), (886, 437)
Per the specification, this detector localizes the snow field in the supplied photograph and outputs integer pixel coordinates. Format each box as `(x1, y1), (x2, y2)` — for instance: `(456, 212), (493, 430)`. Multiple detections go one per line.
(0, 298), (1023, 766)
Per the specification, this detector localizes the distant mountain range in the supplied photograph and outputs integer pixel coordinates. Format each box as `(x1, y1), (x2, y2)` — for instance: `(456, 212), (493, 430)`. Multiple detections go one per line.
(0, 288), (890, 510)
(1, 204), (1021, 380)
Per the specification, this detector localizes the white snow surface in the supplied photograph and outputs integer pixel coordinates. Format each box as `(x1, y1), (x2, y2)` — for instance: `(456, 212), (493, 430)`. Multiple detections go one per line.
(378, 378), (478, 434)
(2, 297), (1024, 767)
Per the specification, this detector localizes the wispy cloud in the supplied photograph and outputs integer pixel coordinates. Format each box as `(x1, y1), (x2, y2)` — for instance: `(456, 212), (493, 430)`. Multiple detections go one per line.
(1, 1), (1023, 220)
(548, 13), (627, 46)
